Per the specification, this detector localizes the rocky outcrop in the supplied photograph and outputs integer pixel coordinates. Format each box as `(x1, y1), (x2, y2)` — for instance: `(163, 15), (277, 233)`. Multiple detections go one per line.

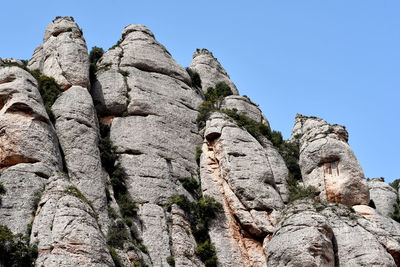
(28, 17), (90, 90)
(189, 48), (239, 95)
(200, 113), (283, 266)
(52, 86), (109, 228)
(221, 95), (269, 127)
(93, 24), (203, 265)
(368, 178), (397, 216)
(266, 202), (335, 267)
(0, 66), (62, 234)
(267, 200), (399, 267)
(30, 174), (114, 267)
(120, 24), (190, 84)
(292, 114), (370, 206)
(170, 204), (204, 266)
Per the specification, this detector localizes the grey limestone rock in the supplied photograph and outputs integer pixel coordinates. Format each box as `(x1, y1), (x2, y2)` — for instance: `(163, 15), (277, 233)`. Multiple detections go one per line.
(30, 174), (114, 267)
(221, 95), (269, 127)
(93, 23), (203, 266)
(266, 202), (335, 267)
(200, 113), (283, 266)
(91, 68), (127, 115)
(0, 67), (62, 234)
(52, 86), (109, 229)
(368, 178), (397, 216)
(170, 205), (204, 267)
(292, 114), (369, 206)
(119, 24), (191, 85)
(267, 201), (399, 267)
(189, 48), (239, 95)
(28, 17), (90, 90)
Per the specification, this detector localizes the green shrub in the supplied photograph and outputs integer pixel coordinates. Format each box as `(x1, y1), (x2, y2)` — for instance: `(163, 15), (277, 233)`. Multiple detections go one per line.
(179, 177), (200, 196)
(204, 82), (233, 102)
(89, 46), (104, 64)
(89, 46), (104, 83)
(0, 225), (38, 266)
(107, 220), (129, 249)
(63, 186), (96, 215)
(108, 206), (118, 219)
(196, 82), (233, 129)
(169, 194), (221, 266)
(0, 184), (5, 195)
(288, 184), (319, 203)
(31, 185), (45, 215)
(390, 179), (400, 191)
(30, 70), (62, 123)
(197, 195), (222, 221)
(195, 146), (202, 166)
(117, 194), (137, 218)
(186, 68), (202, 88)
(196, 240), (217, 267)
(108, 245), (123, 267)
(169, 195), (193, 214)
(222, 108), (272, 142)
(166, 255), (175, 266)
(118, 69), (129, 77)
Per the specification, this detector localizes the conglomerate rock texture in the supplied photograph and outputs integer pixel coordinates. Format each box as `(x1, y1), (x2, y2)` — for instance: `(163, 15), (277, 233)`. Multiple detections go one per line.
(0, 17), (399, 267)
(292, 114), (370, 206)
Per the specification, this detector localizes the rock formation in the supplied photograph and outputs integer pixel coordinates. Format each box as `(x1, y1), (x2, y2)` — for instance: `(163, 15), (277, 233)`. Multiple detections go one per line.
(0, 16), (399, 267)
(292, 114), (370, 206)
(369, 178), (397, 216)
(189, 48), (239, 95)
(28, 17), (90, 90)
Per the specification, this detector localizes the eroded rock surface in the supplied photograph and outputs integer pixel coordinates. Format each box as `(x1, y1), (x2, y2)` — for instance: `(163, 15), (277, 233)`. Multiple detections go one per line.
(266, 202), (335, 267)
(28, 17), (89, 90)
(200, 113), (284, 266)
(368, 178), (397, 216)
(189, 48), (239, 95)
(0, 66), (61, 234)
(267, 200), (399, 267)
(52, 86), (109, 228)
(93, 24), (203, 265)
(292, 114), (369, 206)
(31, 175), (113, 267)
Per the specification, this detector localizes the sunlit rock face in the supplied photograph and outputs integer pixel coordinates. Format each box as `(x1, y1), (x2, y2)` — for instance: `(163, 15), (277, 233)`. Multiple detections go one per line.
(28, 17), (90, 90)
(1, 16), (399, 267)
(189, 48), (239, 95)
(0, 66), (61, 234)
(368, 177), (397, 216)
(200, 113), (283, 266)
(292, 114), (370, 206)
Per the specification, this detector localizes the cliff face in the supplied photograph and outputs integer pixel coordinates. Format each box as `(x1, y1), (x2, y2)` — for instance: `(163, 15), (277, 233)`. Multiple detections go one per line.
(0, 17), (399, 267)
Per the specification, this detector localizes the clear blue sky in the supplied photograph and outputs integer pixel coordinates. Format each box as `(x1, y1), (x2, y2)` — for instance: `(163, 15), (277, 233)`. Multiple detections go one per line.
(1, 1), (399, 182)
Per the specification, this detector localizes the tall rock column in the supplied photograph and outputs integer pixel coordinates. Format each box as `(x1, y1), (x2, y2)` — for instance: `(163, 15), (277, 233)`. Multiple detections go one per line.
(93, 24), (203, 266)
(200, 113), (284, 266)
(28, 17), (90, 90)
(28, 17), (110, 229)
(292, 114), (370, 206)
(0, 66), (62, 234)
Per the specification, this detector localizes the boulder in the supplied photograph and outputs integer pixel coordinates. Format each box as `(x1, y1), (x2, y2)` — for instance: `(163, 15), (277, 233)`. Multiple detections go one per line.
(292, 114), (370, 206)
(266, 202), (335, 267)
